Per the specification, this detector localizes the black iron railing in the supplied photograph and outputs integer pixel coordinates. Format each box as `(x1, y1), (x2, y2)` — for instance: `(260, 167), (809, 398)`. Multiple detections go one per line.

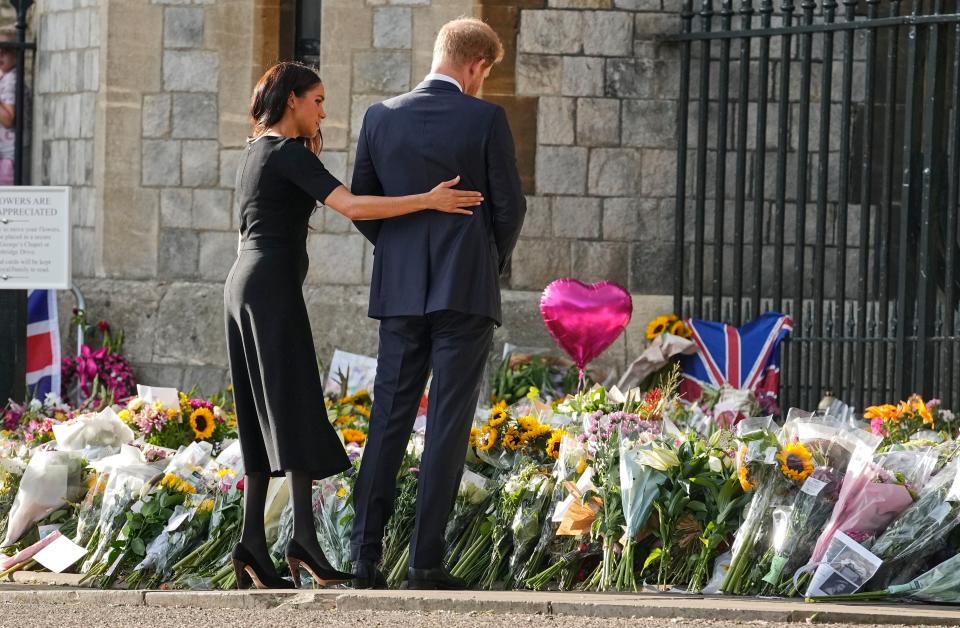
(669, 0), (960, 411)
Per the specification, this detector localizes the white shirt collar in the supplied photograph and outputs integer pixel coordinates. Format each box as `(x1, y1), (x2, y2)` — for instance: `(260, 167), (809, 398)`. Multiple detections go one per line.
(424, 73), (463, 92)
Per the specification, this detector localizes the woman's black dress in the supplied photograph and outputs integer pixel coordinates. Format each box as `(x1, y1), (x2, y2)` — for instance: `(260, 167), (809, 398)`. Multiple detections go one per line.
(224, 135), (351, 479)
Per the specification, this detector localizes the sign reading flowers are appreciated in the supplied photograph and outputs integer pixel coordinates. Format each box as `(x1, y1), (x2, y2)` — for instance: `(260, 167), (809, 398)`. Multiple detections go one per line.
(0, 186), (70, 289)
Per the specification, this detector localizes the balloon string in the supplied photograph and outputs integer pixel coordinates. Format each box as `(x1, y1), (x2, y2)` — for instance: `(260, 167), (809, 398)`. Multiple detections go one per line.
(578, 368), (586, 392)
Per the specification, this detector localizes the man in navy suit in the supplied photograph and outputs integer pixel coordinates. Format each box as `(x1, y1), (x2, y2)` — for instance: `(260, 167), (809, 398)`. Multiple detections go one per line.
(349, 17), (526, 590)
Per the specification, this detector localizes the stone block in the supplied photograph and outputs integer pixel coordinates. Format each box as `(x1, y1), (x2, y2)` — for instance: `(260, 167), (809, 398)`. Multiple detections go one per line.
(319, 150), (348, 183)
(615, 0), (660, 8)
(192, 188), (233, 230)
(562, 56), (604, 97)
(142, 139), (181, 186)
(548, 0), (613, 7)
(81, 49), (98, 91)
(219, 148), (243, 188)
(198, 231), (238, 282)
(373, 7), (412, 49)
(537, 96), (575, 146)
(572, 240), (630, 286)
(153, 282), (228, 367)
(509, 238), (571, 290)
(641, 149), (677, 197)
(161, 188), (192, 228)
(602, 197), (659, 241)
(623, 99), (676, 149)
(163, 50), (219, 92)
(629, 241), (675, 293)
(322, 206), (353, 234)
(388, 0), (430, 4)
(606, 58), (656, 99)
(352, 51), (411, 94)
(72, 226), (95, 277)
(181, 140), (219, 187)
(516, 54), (562, 96)
(142, 94), (171, 138)
(179, 367), (229, 396)
(133, 364), (184, 390)
(172, 93), (218, 139)
(552, 196), (602, 239)
(576, 97), (621, 146)
(535, 146), (588, 195)
(164, 7), (204, 49)
(303, 286), (380, 361)
(350, 94), (385, 140)
(634, 12), (679, 39)
(306, 233), (365, 285)
(520, 195), (551, 238)
(158, 228), (199, 278)
(583, 11), (634, 57)
(588, 148), (641, 196)
(518, 10), (583, 55)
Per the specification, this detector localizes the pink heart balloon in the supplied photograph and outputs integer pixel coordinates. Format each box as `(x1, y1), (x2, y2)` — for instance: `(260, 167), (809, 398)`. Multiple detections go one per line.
(539, 278), (633, 372)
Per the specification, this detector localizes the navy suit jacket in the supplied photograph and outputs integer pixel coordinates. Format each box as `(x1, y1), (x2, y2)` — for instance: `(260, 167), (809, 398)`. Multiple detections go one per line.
(350, 80), (526, 325)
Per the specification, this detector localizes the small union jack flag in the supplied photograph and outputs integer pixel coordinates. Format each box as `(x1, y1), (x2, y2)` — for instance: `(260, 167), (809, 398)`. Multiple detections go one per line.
(679, 311), (793, 401)
(26, 289), (60, 399)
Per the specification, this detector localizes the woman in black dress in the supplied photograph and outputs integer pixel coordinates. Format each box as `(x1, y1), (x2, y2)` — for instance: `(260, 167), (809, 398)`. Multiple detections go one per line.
(226, 62), (481, 589)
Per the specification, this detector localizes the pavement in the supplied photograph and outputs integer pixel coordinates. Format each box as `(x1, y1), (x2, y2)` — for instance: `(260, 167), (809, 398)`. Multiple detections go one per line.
(0, 571), (959, 627)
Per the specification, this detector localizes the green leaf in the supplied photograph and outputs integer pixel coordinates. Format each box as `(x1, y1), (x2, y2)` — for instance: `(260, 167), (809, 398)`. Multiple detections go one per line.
(140, 500), (159, 517)
(642, 547), (662, 572)
(130, 537), (146, 556)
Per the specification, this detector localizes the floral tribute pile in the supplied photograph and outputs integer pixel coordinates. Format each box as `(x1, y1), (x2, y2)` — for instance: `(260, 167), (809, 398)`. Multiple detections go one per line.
(0, 313), (959, 604)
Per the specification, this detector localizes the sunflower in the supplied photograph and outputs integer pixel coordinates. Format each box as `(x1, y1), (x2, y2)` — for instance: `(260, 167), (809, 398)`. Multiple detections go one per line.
(646, 315), (674, 340)
(476, 425), (498, 452)
(778, 442), (814, 482)
(469, 426), (482, 448)
(355, 404), (371, 418)
(342, 428), (367, 445)
(198, 499), (215, 514)
(336, 414), (353, 425)
(189, 408), (216, 440)
(488, 400), (508, 427)
(669, 319), (692, 338)
(502, 426), (523, 451)
(545, 430), (566, 460)
(517, 415), (539, 431)
(160, 473), (197, 494)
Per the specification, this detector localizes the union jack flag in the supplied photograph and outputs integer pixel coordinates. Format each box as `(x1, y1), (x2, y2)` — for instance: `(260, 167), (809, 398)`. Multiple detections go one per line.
(679, 311), (793, 401)
(26, 289), (60, 399)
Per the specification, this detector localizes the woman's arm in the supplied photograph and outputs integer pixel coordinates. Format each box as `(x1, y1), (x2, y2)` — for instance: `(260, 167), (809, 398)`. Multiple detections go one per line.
(0, 103), (15, 130)
(324, 175), (482, 221)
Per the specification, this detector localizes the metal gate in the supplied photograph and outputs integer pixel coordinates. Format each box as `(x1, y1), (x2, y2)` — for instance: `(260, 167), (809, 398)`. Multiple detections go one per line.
(669, 0), (960, 411)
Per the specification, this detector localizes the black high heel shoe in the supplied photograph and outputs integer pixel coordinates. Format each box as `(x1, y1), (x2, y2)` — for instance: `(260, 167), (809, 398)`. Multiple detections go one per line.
(285, 538), (353, 587)
(232, 543), (295, 589)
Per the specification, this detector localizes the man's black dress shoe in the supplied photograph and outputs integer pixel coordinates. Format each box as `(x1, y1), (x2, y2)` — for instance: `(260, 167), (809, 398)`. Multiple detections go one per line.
(353, 559), (388, 589)
(406, 565), (467, 590)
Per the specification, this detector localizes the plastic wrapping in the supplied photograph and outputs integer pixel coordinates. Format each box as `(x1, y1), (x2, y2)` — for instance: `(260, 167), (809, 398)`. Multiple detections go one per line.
(1, 450), (86, 547)
(51, 407), (134, 457)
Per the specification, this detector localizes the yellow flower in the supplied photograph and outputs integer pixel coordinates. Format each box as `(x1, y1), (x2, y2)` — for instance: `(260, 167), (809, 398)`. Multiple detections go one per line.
(646, 315), (674, 340)
(526, 386), (540, 401)
(476, 425), (498, 452)
(226, 383), (234, 393)
(152, 400), (165, 411)
(0, 430), (11, 439)
(576, 457), (588, 475)
(189, 408), (216, 440)
(161, 473), (196, 493)
(336, 485), (348, 498)
(117, 409), (134, 425)
(488, 400), (508, 427)
(517, 415), (539, 432)
(469, 427), (482, 448)
(545, 430), (566, 460)
(179, 480), (197, 494)
(166, 408), (179, 419)
(778, 442), (814, 483)
(355, 404), (371, 418)
(342, 428), (367, 445)
(911, 394), (934, 426)
(198, 499), (215, 514)
(502, 426), (523, 451)
(336, 414), (353, 426)
(738, 464), (754, 492)
(216, 468), (235, 479)
(669, 319), (692, 338)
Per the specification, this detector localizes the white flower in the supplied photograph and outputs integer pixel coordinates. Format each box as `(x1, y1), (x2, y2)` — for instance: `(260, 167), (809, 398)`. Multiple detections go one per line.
(127, 397), (144, 412)
(633, 446), (680, 472)
(28, 398), (42, 411)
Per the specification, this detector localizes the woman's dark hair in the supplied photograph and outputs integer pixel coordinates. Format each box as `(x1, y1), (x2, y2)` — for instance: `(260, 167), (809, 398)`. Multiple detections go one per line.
(249, 61), (323, 154)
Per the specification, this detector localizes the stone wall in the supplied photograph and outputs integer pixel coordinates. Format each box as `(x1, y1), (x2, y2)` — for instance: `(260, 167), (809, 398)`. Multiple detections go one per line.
(32, 0), (675, 395)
